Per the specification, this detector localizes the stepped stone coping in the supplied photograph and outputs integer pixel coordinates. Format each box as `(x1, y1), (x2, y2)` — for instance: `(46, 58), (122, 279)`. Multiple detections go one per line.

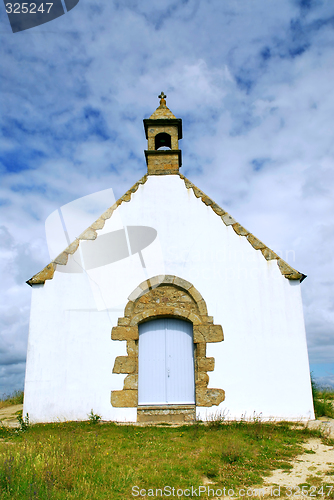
(26, 173), (305, 286)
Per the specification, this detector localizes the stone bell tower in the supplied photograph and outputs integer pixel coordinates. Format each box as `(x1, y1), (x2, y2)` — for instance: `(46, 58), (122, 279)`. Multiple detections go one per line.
(144, 92), (183, 175)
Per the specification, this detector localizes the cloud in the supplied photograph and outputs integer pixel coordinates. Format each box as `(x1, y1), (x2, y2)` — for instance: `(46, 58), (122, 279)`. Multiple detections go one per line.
(1, 0), (334, 391)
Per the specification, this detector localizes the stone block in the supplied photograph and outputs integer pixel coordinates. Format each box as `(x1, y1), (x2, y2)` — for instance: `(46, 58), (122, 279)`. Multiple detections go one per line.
(197, 299), (208, 316)
(221, 213), (236, 226)
(79, 228), (97, 240)
(111, 326), (138, 341)
(196, 343), (206, 357)
(110, 390), (137, 407)
(201, 196), (213, 206)
(207, 388), (225, 405)
(277, 259), (302, 280)
(195, 325), (223, 343)
(28, 263), (56, 285)
(173, 277), (192, 290)
(188, 286), (203, 304)
(139, 280), (150, 291)
(209, 325), (224, 342)
(128, 287), (144, 302)
(123, 374), (138, 390)
(112, 356), (137, 374)
(196, 388), (213, 407)
(262, 248), (279, 260)
(138, 175), (148, 184)
(172, 307), (190, 319)
(187, 312), (202, 325)
(124, 302), (135, 317)
(54, 252), (68, 265)
(184, 178), (194, 189)
(126, 340), (138, 356)
(90, 218), (105, 230)
(197, 357), (215, 372)
(193, 328), (205, 343)
(118, 317), (131, 326)
(247, 233), (265, 250)
(101, 206), (116, 220)
(121, 192), (131, 202)
(211, 203), (225, 216)
(195, 372), (209, 387)
(161, 275), (175, 284)
(147, 275), (165, 288)
(192, 187), (204, 198)
(232, 223), (249, 236)
(64, 239), (79, 255)
(196, 388), (225, 407)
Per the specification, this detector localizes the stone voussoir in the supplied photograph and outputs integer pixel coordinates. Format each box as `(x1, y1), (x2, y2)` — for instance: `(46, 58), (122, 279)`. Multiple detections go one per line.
(187, 312), (202, 325)
(173, 276), (192, 290)
(188, 286), (203, 304)
(197, 299), (208, 316)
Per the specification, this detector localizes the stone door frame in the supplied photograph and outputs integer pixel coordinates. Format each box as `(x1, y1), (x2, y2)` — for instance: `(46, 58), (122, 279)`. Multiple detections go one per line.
(110, 275), (225, 410)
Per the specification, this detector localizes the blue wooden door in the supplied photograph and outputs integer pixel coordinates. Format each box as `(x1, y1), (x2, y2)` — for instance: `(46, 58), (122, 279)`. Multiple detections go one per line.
(138, 318), (195, 405)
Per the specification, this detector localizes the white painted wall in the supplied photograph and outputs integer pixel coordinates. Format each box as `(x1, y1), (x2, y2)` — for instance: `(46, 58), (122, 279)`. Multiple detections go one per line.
(24, 174), (314, 422)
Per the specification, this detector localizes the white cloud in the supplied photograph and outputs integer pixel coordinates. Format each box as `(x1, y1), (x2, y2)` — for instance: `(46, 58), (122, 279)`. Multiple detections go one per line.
(1, 0), (334, 393)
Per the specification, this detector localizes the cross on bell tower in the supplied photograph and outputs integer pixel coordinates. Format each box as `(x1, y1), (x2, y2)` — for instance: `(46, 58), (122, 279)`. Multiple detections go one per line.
(143, 93), (183, 175)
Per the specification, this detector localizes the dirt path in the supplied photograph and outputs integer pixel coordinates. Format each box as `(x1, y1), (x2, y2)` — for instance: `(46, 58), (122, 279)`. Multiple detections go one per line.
(0, 404), (22, 428)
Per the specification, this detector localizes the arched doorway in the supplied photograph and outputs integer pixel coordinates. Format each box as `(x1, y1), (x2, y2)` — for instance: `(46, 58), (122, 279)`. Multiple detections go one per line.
(138, 318), (195, 406)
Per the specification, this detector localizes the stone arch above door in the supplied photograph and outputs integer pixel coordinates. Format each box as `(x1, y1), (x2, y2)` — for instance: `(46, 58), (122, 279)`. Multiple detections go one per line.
(110, 275), (225, 409)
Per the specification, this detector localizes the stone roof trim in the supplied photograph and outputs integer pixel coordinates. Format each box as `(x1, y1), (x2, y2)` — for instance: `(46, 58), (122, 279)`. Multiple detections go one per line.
(27, 171), (305, 286)
(178, 174), (305, 282)
(26, 175), (149, 286)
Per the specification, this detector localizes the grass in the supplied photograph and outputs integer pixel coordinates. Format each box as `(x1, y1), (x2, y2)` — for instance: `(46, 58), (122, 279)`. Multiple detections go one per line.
(0, 391), (24, 409)
(311, 375), (334, 418)
(0, 419), (331, 500)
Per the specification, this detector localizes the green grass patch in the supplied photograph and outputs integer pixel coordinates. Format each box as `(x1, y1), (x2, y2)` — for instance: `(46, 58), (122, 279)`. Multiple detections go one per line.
(0, 391), (24, 409)
(0, 420), (328, 500)
(311, 375), (334, 418)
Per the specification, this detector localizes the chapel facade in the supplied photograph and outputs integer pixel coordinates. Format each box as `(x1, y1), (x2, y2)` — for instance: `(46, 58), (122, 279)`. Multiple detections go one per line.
(24, 94), (314, 423)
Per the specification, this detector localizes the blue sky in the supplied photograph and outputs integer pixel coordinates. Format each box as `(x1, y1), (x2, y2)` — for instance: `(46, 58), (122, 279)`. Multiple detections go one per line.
(0, 0), (334, 394)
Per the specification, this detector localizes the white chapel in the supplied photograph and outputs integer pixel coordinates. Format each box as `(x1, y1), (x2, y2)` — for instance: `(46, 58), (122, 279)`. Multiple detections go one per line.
(24, 93), (315, 423)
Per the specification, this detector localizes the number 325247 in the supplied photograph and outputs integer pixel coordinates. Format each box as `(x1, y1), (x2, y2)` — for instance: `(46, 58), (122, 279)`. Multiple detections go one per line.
(5, 3), (53, 14)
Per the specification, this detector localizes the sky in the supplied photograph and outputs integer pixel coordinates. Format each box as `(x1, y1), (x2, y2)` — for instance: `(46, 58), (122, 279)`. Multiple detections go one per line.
(0, 0), (334, 395)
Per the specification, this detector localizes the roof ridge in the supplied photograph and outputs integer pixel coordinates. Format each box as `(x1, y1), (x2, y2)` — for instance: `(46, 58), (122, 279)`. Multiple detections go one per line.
(178, 173), (305, 282)
(26, 174), (149, 286)
(27, 172), (305, 286)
